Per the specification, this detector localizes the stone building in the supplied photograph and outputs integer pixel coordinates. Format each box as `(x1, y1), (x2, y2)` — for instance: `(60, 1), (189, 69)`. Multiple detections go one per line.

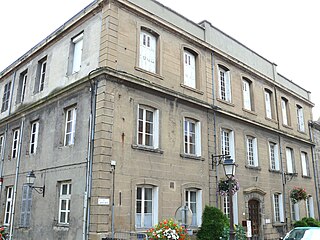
(0, 0), (317, 240)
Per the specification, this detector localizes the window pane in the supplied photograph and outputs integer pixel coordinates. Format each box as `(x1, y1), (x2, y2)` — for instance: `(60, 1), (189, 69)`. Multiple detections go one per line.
(145, 188), (152, 200)
(60, 212), (66, 223)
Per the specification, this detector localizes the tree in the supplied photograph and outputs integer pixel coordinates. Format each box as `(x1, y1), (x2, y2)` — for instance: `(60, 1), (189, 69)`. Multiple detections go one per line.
(197, 206), (228, 240)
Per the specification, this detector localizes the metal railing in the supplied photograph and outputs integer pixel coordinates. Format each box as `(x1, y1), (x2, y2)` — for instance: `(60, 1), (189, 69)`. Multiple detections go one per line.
(102, 232), (148, 240)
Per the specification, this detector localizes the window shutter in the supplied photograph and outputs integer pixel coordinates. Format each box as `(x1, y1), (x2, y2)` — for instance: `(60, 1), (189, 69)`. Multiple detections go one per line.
(225, 72), (231, 102)
(253, 138), (258, 167)
(242, 80), (251, 110)
(309, 197), (315, 218)
(20, 185), (32, 227)
(229, 131), (235, 160)
(265, 91), (272, 118)
(139, 31), (156, 73)
(279, 194), (284, 222)
(274, 144), (280, 170)
(301, 153), (307, 176)
(196, 190), (202, 227)
(195, 121), (201, 156)
(72, 36), (83, 73)
(153, 110), (159, 149)
(298, 107), (305, 131)
(281, 99), (288, 125)
(233, 192), (238, 225)
(294, 203), (300, 221)
(152, 187), (159, 227)
(184, 51), (196, 88)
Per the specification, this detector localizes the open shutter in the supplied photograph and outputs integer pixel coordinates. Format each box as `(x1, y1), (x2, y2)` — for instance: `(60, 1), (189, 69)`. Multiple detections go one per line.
(242, 80), (251, 110)
(195, 121), (201, 156)
(279, 194), (284, 222)
(225, 71), (231, 102)
(265, 91), (272, 118)
(281, 99), (288, 125)
(286, 148), (293, 173)
(294, 203), (300, 221)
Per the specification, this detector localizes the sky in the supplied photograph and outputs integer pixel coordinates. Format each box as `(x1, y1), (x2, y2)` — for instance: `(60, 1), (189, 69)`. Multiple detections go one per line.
(0, 0), (319, 119)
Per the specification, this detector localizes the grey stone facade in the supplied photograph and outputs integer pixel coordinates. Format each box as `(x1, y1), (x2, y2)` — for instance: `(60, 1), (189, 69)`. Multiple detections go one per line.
(0, 0), (317, 240)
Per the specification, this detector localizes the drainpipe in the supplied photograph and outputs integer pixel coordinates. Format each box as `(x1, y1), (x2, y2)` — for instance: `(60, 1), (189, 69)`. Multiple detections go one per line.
(0, 124), (8, 199)
(83, 69), (98, 240)
(308, 122), (320, 218)
(9, 118), (25, 240)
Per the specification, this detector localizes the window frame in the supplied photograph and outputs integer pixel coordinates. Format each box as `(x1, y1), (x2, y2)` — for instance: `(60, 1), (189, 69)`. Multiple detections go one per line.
(58, 182), (72, 225)
(221, 128), (235, 159)
(4, 186), (13, 226)
(2, 81), (12, 112)
(70, 33), (84, 74)
(273, 193), (284, 223)
(64, 107), (77, 146)
(12, 128), (20, 159)
(30, 121), (39, 154)
(135, 185), (158, 229)
(185, 189), (202, 227)
(218, 66), (231, 102)
(246, 136), (258, 167)
(184, 118), (201, 157)
(269, 142), (280, 171)
(38, 59), (47, 92)
(242, 78), (253, 111)
(281, 97), (290, 126)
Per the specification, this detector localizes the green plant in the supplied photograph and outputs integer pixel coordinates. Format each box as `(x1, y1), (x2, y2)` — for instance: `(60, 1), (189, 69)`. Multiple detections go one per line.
(220, 225), (246, 240)
(293, 217), (320, 228)
(0, 226), (8, 240)
(197, 206), (228, 240)
(147, 218), (189, 240)
(290, 187), (307, 203)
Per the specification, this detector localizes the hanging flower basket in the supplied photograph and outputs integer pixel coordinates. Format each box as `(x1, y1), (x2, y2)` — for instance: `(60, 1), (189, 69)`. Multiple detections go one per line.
(290, 187), (308, 204)
(218, 177), (240, 196)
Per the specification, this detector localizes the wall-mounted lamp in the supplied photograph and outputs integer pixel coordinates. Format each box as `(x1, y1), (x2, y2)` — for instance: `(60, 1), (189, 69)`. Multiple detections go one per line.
(284, 172), (298, 184)
(26, 170), (45, 197)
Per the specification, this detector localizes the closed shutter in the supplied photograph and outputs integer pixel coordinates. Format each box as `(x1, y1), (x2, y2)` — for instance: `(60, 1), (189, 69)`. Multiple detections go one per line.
(139, 31), (156, 73)
(265, 91), (272, 118)
(281, 99), (288, 125)
(184, 50), (196, 88)
(20, 185), (32, 227)
(242, 80), (251, 110)
(286, 148), (293, 173)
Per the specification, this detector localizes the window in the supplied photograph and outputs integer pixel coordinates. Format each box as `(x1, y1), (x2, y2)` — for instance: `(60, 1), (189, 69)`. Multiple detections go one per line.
(223, 195), (230, 218)
(306, 196), (314, 218)
(2, 81), (12, 112)
(246, 136), (258, 167)
(12, 129), (20, 159)
(297, 105), (305, 132)
(273, 193), (284, 223)
(136, 186), (158, 228)
(30, 121), (39, 154)
(137, 105), (159, 148)
(281, 97), (290, 126)
(242, 78), (253, 111)
(286, 147), (295, 174)
(264, 89), (273, 119)
(183, 50), (196, 88)
(223, 193), (239, 225)
(17, 71), (28, 103)
(35, 57), (47, 93)
(58, 182), (71, 224)
(70, 33), (84, 74)
(0, 135), (4, 158)
(221, 128), (235, 159)
(139, 30), (157, 73)
(184, 118), (201, 156)
(291, 201), (300, 221)
(185, 189), (202, 227)
(218, 66), (231, 102)
(20, 185), (32, 227)
(301, 152), (310, 177)
(269, 142), (280, 171)
(64, 107), (76, 146)
(4, 186), (13, 226)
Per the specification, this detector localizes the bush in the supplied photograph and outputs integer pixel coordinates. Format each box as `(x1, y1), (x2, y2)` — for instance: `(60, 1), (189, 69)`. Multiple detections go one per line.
(220, 225), (247, 240)
(293, 217), (320, 228)
(197, 206), (228, 240)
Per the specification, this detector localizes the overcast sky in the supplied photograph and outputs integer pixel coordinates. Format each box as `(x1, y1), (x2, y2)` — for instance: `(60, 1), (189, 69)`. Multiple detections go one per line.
(1, 0), (319, 119)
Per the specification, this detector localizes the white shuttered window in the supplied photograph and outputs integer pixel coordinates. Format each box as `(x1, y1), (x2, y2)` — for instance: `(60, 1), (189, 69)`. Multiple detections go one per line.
(139, 31), (156, 73)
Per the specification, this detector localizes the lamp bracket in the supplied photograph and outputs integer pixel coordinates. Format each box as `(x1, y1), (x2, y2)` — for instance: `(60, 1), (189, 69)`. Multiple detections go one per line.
(29, 185), (45, 197)
(284, 172), (298, 183)
(211, 154), (230, 169)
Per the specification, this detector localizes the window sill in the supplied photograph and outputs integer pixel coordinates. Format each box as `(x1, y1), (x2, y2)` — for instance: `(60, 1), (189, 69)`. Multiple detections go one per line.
(180, 153), (204, 161)
(269, 169), (281, 174)
(245, 165), (261, 171)
(135, 67), (163, 80)
(242, 108), (257, 115)
(131, 144), (164, 154)
(53, 225), (69, 231)
(302, 175), (312, 179)
(180, 84), (204, 95)
(216, 98), (234, 107)
(297, 129), (306, 134)
(272, 222), (285, 227)
(282, 124), (293, 130)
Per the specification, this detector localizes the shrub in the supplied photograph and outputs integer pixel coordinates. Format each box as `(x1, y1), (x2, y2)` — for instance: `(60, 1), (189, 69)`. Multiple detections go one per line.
(293, 217), (320, 228)
(197, 206), (228, 240)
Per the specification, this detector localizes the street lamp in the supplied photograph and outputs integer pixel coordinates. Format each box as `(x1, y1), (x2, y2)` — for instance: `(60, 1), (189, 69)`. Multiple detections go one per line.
(223, 159), (236, 240)
(26, 170), (45, 197)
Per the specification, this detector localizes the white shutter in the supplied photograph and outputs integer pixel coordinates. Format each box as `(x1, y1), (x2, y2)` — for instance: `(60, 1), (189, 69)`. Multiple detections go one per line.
(253, 138), (258, 167)
(72, 34), (83, 73)
(281, 99), (288, 125)
(230, 131), (235, 160)
(196, 190), (202, 227)
(233, 192), (238, 225)
(279, 194), (284, 222)
(225, 71), (231, 102)
(153, 187), (159, 226)
(139, 31), (156, 73)
(309, 197), (315, 218)
(265, 91), (272, 118)
(195, 121), (201, 156)
(153, 110), (159, 149)
(184, 50), (196, 88)
(301, 152), (307, 176)
(286, 148), (293, 173)
(298, 107), (305, 131)
(242, 80), (251, 110)
(294, 203), (300, 221)
(274, 144), (280, 170)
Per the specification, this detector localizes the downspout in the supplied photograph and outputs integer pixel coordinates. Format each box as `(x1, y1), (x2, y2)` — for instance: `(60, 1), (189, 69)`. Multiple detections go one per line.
(83, 69), (98, 240)
(0, 124), (9, 198)
(274, 82), (287, 234)
(9, 118), (25, 240)
(211, 52), (219, 208)
(308, 122), (320, 218)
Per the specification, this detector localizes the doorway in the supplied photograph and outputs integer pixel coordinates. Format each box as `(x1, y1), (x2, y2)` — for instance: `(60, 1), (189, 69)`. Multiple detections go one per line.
(248, 199), (260, 239)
